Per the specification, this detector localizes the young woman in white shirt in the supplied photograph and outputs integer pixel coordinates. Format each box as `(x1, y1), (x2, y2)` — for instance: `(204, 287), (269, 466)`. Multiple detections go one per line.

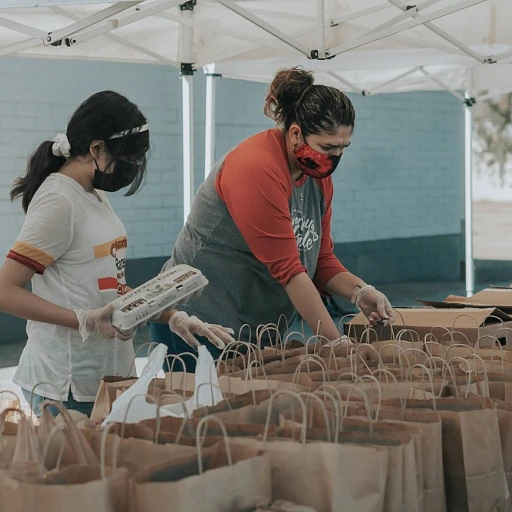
(0, 91), (234, 417)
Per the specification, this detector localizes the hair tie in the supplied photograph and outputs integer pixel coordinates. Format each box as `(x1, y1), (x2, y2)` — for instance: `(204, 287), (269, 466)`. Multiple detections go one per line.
(52, 133), (71, 158)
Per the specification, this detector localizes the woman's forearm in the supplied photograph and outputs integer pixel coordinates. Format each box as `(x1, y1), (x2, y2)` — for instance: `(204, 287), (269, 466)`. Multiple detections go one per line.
(323, 271), (365, 301)
(0, 286), (79, 329)
(285, 272), (340, 341)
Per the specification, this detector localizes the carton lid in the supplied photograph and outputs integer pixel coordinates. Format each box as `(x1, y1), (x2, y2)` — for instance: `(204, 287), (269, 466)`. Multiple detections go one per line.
(417, 288), (512, 311)
(348, 307), (512, 328)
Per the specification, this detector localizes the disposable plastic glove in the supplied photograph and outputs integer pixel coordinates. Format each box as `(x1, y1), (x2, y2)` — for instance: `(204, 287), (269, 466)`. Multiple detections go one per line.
(168, 310), (235, 350)
(74, 303), (135, 342)
(353, 284), (395, 327)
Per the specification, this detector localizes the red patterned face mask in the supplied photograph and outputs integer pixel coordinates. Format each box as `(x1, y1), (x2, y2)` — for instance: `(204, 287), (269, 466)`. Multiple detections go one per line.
(294, 142), (341, 179)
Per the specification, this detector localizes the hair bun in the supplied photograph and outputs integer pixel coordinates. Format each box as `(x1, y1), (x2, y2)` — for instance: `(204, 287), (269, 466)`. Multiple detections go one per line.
(264, 66), (315, 122)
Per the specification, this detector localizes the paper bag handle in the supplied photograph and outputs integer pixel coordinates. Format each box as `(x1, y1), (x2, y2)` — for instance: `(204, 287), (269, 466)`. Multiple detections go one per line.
(27, 381), (62, 416)
(372, 368), (406, 417)
(336, 383), (374, 435)
(313, 385), (342, 441)
(257, 324), (281, 353)
(405, 363), (438, 410)
(396, 329), (421, 342)
(263, 390), (307, 445)
(354, 342), (384, 368)
(292, 355), (328, 386)
(284, 330), (307, 348)
(299, 392), (332, 443)
(423, 356), (460, 401)
(127, 342), (159, 377)
(195, 415), (232, 474)
(377, 342), (410, 367)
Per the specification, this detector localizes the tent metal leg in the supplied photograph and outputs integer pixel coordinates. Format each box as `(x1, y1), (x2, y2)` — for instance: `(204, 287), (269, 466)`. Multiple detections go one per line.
(182, 71), (194, 223)
(204, 68), (220, 179)
(180, 2), (195, 224)
(464, 95), (474, 297)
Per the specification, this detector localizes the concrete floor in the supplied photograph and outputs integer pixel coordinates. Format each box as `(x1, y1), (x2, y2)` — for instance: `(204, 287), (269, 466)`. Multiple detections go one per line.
(474, 201), (512, 260)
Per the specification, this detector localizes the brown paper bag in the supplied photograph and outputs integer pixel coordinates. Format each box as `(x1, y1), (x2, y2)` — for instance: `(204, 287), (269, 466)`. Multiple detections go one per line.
(129, 440), (271, 512)
(80, 428), (194, 477)
(354, 401), (446, 512)
(488, 373), (512, 402)
(385, 397), (510, 512)
(492, 400), (512, 495)
(0, 464), (128, 512)
(255, 500), (317, 512)
(37, 402), (99, 470)
(238, 434), (388, 512)
(0, 408), (41, 467)
(90, 376), (138, 423)
(278, 416), (421, 512)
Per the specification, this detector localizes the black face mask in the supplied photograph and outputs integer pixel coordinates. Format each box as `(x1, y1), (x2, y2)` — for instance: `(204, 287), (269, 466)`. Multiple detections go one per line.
(93, 158), (140, 193)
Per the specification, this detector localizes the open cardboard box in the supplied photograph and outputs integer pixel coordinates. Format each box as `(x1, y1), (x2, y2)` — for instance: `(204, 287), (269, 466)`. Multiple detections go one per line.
(346, 307), (512, 346)
(417, 288), (512, 313)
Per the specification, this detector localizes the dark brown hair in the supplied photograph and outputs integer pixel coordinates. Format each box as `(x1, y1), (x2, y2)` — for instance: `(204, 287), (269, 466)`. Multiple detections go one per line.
(264, 66), (355, 136)
(11, 90), (150, 212)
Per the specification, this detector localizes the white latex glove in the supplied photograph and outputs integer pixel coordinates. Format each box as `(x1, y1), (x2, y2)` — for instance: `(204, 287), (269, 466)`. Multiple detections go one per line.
(353, 285), (395, 327)
(74, 303), (135, 342)
(168, 310), (235, 350)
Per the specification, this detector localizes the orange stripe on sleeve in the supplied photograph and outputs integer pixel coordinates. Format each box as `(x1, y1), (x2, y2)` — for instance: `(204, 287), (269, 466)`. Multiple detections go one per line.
(7, 251), (46, 274)
(10, 241), (54, 269)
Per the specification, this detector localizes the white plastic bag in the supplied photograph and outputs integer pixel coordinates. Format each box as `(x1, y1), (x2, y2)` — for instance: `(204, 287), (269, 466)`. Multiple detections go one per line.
(102, 344), (222, 426)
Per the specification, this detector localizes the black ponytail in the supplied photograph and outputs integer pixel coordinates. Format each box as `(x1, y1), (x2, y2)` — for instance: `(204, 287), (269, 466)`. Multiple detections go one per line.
(10, 141), (66, 213)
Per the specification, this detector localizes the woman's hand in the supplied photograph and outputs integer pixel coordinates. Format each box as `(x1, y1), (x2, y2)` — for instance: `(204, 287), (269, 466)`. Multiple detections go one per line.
(168, 311), (235, 350)
(74, 303), (135, 342)
(353, 285), (395, 327)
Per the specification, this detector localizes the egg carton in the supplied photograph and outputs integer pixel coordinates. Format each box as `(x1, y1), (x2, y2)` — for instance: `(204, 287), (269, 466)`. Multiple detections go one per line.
(110, 264), (208, 331)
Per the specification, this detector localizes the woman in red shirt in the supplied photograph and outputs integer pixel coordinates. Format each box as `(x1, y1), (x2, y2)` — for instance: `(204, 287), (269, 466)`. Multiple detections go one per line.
(151, 67), (395, 371)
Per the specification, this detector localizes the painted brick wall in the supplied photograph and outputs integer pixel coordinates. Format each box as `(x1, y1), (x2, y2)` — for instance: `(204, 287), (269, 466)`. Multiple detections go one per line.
(332, 92), (465, 244)
(0, 57), (463, 263)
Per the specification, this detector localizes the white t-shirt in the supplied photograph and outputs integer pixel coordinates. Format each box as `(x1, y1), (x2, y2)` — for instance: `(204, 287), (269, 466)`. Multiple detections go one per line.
(8, 174), (135, 401)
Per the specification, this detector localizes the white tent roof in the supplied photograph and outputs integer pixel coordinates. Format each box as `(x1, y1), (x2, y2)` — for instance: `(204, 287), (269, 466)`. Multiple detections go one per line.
(0, 0), (510, 96)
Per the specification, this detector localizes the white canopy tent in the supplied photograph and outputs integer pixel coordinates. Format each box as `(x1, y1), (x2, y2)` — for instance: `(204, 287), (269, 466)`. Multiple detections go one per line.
(0, 1), (510, 296)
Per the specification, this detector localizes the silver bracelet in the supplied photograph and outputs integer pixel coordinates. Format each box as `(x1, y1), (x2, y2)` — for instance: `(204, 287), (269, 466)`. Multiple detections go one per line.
(350, 283), (369, 304)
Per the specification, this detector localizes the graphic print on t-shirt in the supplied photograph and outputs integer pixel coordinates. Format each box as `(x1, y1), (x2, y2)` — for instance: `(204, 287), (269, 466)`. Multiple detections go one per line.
(93, 236), (128, 295)
(291, 207), (320, 252)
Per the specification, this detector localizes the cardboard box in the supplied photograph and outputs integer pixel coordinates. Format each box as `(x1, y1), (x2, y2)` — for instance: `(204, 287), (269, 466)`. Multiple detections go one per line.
(346, 307), (512, 346)
(417, 288), (512, 313)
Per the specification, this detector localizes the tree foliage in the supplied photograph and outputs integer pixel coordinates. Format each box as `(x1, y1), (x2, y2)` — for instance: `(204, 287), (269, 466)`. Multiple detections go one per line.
(473, 93), (512, 186)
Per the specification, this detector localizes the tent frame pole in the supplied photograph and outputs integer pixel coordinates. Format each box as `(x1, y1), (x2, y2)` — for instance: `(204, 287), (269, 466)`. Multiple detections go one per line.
(205, 66), (221, 179)
(386, 0), (486, 63)
(329, 0), (486, 57)
(43, 1), (141, 45)
(464, 93), (475, 297)
(216, 0), (312, 57)
(180, 0), (195, 224)
(369, 67), (422, 94)
(51, 5), (177, 65)
(60, 0), (185, 46)
(419, 67), (466, 102)
(317, 0), (326, 59)
(327, 72), (364, 94)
